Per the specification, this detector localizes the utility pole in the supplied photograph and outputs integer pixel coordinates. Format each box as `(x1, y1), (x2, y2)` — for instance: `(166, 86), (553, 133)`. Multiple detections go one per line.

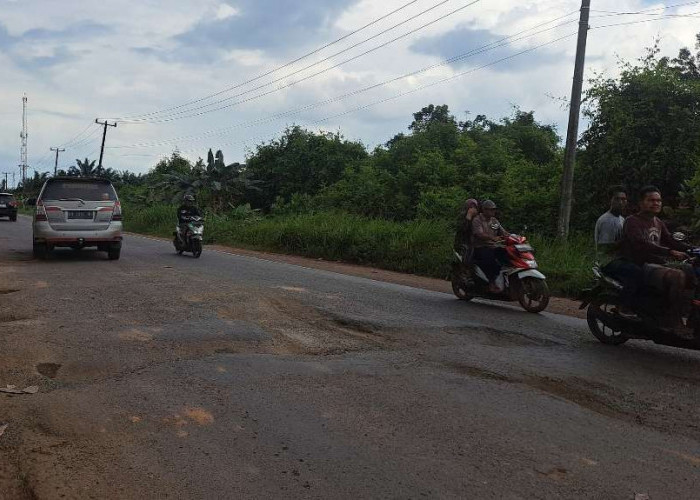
(19, 94), (28, 185)
(2, 172), (9, 191)
(95, 119), (117, 169)
(557, 0), (591, 239)
(50, 147), (65, 176)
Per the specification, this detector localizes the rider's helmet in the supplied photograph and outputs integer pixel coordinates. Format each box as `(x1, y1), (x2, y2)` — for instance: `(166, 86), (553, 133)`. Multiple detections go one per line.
(481, 199), (497, 210)
(183, 194), (195, 205)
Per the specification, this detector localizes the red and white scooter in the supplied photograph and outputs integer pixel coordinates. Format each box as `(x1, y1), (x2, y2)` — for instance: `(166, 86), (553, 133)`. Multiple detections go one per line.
(451, 234), (550, 313)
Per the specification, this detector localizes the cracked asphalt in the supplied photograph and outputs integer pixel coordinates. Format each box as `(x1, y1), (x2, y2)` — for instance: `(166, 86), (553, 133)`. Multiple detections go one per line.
(1, 216), (699, 499)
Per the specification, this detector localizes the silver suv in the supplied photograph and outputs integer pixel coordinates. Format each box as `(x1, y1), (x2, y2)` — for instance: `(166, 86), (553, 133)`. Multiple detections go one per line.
(32, 177), (123, 260)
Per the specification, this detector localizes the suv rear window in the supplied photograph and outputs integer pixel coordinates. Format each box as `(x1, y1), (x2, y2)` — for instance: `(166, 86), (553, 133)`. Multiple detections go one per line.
(0, 194), (14, 203)
(41, 180), (118, 201)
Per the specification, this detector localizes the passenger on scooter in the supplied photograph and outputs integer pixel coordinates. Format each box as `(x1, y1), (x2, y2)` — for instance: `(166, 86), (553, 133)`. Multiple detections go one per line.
(472, 200), (509, 294)
(177, 194), (202, 243)
(595, 185), (627, 257)
(454, 198), (479, 262)
(616, 186), (690, 327)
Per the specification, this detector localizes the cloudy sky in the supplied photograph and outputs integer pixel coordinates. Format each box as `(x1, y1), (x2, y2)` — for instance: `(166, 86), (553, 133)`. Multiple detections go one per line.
(1, 0), (698, 181)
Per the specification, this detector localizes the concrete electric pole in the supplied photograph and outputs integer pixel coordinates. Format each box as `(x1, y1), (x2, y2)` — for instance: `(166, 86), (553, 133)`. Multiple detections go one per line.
(50, 147), (65, 176)
(557, 0), (591, 239)
(95, 119), (117, 169)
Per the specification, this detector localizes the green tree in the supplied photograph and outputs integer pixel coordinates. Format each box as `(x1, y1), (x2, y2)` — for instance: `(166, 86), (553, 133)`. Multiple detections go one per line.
(245, 126), (368, 210)
(575, 38), (700, 228)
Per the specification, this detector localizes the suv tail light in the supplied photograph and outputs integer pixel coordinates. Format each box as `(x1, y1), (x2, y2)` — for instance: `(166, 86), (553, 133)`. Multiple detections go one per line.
(112, 200), (122, 221)
(35, 200), (47, 221)
(8, 201), (17, 208)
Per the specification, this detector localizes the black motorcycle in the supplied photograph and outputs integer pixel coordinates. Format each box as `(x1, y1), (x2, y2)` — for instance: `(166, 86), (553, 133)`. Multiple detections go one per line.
(174, 216), (204, 258)
(580, 247), (700, 351)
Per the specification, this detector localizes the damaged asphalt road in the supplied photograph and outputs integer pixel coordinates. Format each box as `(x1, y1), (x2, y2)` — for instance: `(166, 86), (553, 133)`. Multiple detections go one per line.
(1, 216), (699, 499)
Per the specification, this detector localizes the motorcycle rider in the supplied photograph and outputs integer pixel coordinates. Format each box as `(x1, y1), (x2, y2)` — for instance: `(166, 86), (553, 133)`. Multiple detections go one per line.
(177, 194), (202, 245)
(454, 198), (479, 262)
(472, 200), (509, 294)
(616, 186), (690, 329)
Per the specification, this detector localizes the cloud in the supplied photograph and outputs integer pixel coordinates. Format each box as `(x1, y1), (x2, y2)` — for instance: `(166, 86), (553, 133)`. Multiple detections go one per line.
(0, 20), (111, 70)
(170, 0), (360, 62)
(21, 21), (112, 41)
(411, 25), (564, 72)
(215, 4), (240, 20)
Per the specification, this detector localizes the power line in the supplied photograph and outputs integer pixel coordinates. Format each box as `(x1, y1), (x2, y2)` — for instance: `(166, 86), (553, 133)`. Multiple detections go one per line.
(116, 0), (425, 122)
(590, 10), (700, 30)
(108, 13), (580, 150)
(591, 0), (700, 15)
(112, 32), (577, 161)
(591, 10), (700, 19)
(113, 0), (483, 123)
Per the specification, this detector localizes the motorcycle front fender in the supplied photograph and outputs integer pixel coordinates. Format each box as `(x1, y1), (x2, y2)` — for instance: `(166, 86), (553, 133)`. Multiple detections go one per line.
(514, 269), (546, 280)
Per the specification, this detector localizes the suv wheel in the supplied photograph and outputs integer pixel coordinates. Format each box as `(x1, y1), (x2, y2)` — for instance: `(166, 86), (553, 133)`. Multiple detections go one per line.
(107, 243), (121, 260)
(33, 242), (48, 259)
(10, 215), (16, 222)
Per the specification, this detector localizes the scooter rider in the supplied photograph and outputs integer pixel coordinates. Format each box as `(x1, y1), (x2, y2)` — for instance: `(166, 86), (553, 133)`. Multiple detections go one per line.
(472, 200), (509, 294)
(177, 194), (202, 243)
(616, 186), (691, 330)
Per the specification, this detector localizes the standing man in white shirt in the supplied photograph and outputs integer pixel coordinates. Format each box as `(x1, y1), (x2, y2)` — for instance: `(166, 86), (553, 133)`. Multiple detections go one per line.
(595, 186), (627, 254)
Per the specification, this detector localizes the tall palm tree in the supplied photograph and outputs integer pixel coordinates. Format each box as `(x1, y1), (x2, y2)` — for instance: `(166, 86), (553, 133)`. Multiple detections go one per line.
(72, 158), (98, 177)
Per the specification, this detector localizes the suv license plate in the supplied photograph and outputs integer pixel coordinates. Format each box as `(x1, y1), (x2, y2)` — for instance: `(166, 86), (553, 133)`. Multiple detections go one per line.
(67, 211), (93, 219)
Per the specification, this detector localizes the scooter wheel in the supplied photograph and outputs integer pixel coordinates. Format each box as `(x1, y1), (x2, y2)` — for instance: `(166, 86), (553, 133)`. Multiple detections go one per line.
(587, 300), (628, 345)
(516, 277), (550, 313)
(192, 240), (202, 258)
(451, 275), (474, 301)
(174, 237), (184, 255)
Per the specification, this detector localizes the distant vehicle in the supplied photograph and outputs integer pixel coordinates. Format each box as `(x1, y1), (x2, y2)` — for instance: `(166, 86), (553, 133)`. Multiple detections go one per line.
(451, 233), (550, 313)
(174, 215), (204, 258)
(0, 193), (18, 221)
(30, 177), (123, 260)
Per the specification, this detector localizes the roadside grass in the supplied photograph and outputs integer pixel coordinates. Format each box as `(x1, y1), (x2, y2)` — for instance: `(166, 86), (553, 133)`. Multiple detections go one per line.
(123, 204), (594, 298)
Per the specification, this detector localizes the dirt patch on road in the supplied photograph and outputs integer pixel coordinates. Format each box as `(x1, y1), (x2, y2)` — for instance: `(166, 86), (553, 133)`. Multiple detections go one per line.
(215, 291), (397, 356)
(522, 375), (628, 420)
(444, 362), (633, 421)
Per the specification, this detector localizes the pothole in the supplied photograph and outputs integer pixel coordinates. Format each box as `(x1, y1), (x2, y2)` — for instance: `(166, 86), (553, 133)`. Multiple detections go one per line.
(444, 363), (515, 382)
(0, 312), (30, 323)
(36, 363), (62, 379)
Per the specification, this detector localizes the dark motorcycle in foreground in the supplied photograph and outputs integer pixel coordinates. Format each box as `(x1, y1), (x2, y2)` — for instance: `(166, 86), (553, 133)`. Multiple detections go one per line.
(451, 234), (550, 313)
(174, 215), (204, 258)
(580, 246), (700, 350)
